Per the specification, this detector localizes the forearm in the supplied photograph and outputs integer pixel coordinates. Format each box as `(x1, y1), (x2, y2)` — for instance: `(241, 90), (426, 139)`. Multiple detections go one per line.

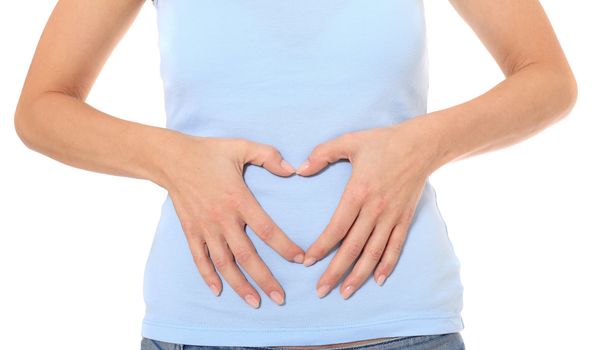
(423, 62), (577, 172)
(14, 91), (178, 189)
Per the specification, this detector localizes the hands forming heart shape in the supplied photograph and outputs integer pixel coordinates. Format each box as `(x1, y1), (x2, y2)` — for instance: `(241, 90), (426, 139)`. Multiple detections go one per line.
(163, 116), (444, 308)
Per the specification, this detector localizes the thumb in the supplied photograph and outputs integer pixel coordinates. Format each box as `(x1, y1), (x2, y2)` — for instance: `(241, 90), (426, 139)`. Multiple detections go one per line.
(296, 134), (354, 176)
(243, 141), (295, 177)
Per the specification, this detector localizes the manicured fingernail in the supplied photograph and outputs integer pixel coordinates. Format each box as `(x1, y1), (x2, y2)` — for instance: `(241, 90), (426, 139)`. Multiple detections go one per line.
(317, 284), (330, 298)
(210, 284), (220, 296)
(341, 285), (354, 299)
(280, 159), (295, 173)
(244, 294), (260, 308)
(269, 291), (285, 305)
(376, 274), (387, 286)
(303, 256), (317, 267)
(296, 160), (310, 175)
(293, 253), (305, 263)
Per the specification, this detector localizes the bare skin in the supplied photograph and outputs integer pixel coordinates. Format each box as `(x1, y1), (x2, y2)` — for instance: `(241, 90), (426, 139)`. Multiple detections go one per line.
(295, 0), (577, 305)
(14, 0), (576, 348)
(12, 0), (306, 310)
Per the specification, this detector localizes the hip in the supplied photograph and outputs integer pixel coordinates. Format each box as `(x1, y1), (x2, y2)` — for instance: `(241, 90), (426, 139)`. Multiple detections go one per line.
(140, 333), (465, 350)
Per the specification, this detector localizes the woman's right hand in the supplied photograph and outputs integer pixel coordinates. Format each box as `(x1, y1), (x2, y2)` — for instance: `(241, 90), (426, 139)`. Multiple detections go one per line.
(158, 133), (305, 308)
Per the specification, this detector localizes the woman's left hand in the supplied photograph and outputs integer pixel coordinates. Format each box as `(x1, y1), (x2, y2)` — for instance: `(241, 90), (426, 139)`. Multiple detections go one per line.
(295, 116), (444, 299)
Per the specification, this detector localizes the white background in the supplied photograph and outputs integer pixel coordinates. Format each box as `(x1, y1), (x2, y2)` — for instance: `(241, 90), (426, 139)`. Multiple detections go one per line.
(1, 1), (594, 349)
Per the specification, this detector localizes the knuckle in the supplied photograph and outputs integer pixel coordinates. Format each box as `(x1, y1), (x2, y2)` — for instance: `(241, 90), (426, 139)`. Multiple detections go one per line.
(234, 137), (250, 150)
(370, 196), (388, 217)
(344, 242), (363, 260)
(257, 221), (277, 241)
(334, 133), (353, 148)
(205, 206), (226, 223)
(368, 246), (386, 261)
(348, 271), (365, 285)
(348, 183), (369, 203)
(211, 254), (230, 270)
(389, 239), (404, 257)
(234, 248), (255, 265)
(191, 250), (207, 264)
(309, 246), (327, 260)
(264, 145), (280, 158)
(381, 255), (397, 272)
(341, 131), (358, 143)
(280, 244), (297, 260)
(181, 218), (207, 238)
(310, 144), (329, 162)
(401, 206), (415, 224)
(327, 269), (343, 283)
(223, 188), (247, 211)
(259, 276), (278, 290)
(311, 143), (324, 156)
(327, 224), (346, 239)
(376, 263), (391, 276)
(236, 139), (254, 162)
(181, 220), (196, 235)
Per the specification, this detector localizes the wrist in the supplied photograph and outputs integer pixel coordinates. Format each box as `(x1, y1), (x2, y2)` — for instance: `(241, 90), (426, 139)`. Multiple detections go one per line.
(422, 114), (455, 174)
(393, 113), (457, 176)
(143, 127), (190, 190)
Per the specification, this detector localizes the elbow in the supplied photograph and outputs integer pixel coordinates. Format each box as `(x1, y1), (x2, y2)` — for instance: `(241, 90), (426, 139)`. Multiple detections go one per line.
(15, 88), (81, 151)
(14, 100), (34, 149)
(553, 66), (578, 119)
(564, 70), (578, 115)
(14, 93), (45, 151)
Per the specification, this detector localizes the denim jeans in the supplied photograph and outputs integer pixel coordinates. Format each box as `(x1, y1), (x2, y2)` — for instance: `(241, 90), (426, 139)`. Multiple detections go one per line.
(140, 333), (465, 350)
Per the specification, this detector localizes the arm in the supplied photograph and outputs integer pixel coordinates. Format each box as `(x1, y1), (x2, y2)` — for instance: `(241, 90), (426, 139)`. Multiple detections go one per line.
(295, 0), (577, 299)
(424, 0), (577, 171)
(14, 0), (305, 308)
(13, 0), (173, 188)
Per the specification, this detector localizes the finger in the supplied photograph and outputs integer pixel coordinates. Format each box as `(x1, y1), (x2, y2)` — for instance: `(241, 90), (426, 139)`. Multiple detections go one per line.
(296, 133), (355, 176)
(338, 216), (396, 299)
(242, 140), (295, 176)
(303, 179), (364, 267)
(315, 204), (378, 298)
(188, 235), (223, 297)
(224, 224), (286, 305)
(204, 230), (262, 309)
(374, 213), (413, 286)
(239, 190), (305, 264)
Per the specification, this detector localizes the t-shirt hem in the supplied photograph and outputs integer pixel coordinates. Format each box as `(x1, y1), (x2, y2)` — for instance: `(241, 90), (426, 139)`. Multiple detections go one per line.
(141, 314), (464, 347)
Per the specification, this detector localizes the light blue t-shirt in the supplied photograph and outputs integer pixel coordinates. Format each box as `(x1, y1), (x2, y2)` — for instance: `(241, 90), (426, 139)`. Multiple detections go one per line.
(142, 0), (464, 346)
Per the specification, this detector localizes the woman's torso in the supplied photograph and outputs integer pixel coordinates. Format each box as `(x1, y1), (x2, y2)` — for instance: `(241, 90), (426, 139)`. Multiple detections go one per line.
(142, 0), (464, 347)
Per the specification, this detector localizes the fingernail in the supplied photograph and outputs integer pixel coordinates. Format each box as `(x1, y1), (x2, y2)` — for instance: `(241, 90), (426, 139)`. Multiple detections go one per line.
(210, 284), (220, 296)
(341, 285), (354, 299)
(376, 274), (387, 286)
(317, 284), (330, 298)
(303, 256), (317, 267)
(293, 253), (305, 263)
(269, 290), (285, 305)
(296, 160), (310, 175)
(244, 294), (260, 308)
(280, 159), (295, 173)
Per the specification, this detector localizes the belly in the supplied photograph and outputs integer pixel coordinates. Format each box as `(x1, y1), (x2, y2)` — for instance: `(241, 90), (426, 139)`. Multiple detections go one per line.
(143, 157), (463, 326)
(143, 0), (463, 344)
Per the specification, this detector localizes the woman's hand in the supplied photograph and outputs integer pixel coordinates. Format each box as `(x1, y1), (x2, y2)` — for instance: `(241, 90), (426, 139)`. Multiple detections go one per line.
(160, 133), (306, 308)
(295, 116), (444, 299)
